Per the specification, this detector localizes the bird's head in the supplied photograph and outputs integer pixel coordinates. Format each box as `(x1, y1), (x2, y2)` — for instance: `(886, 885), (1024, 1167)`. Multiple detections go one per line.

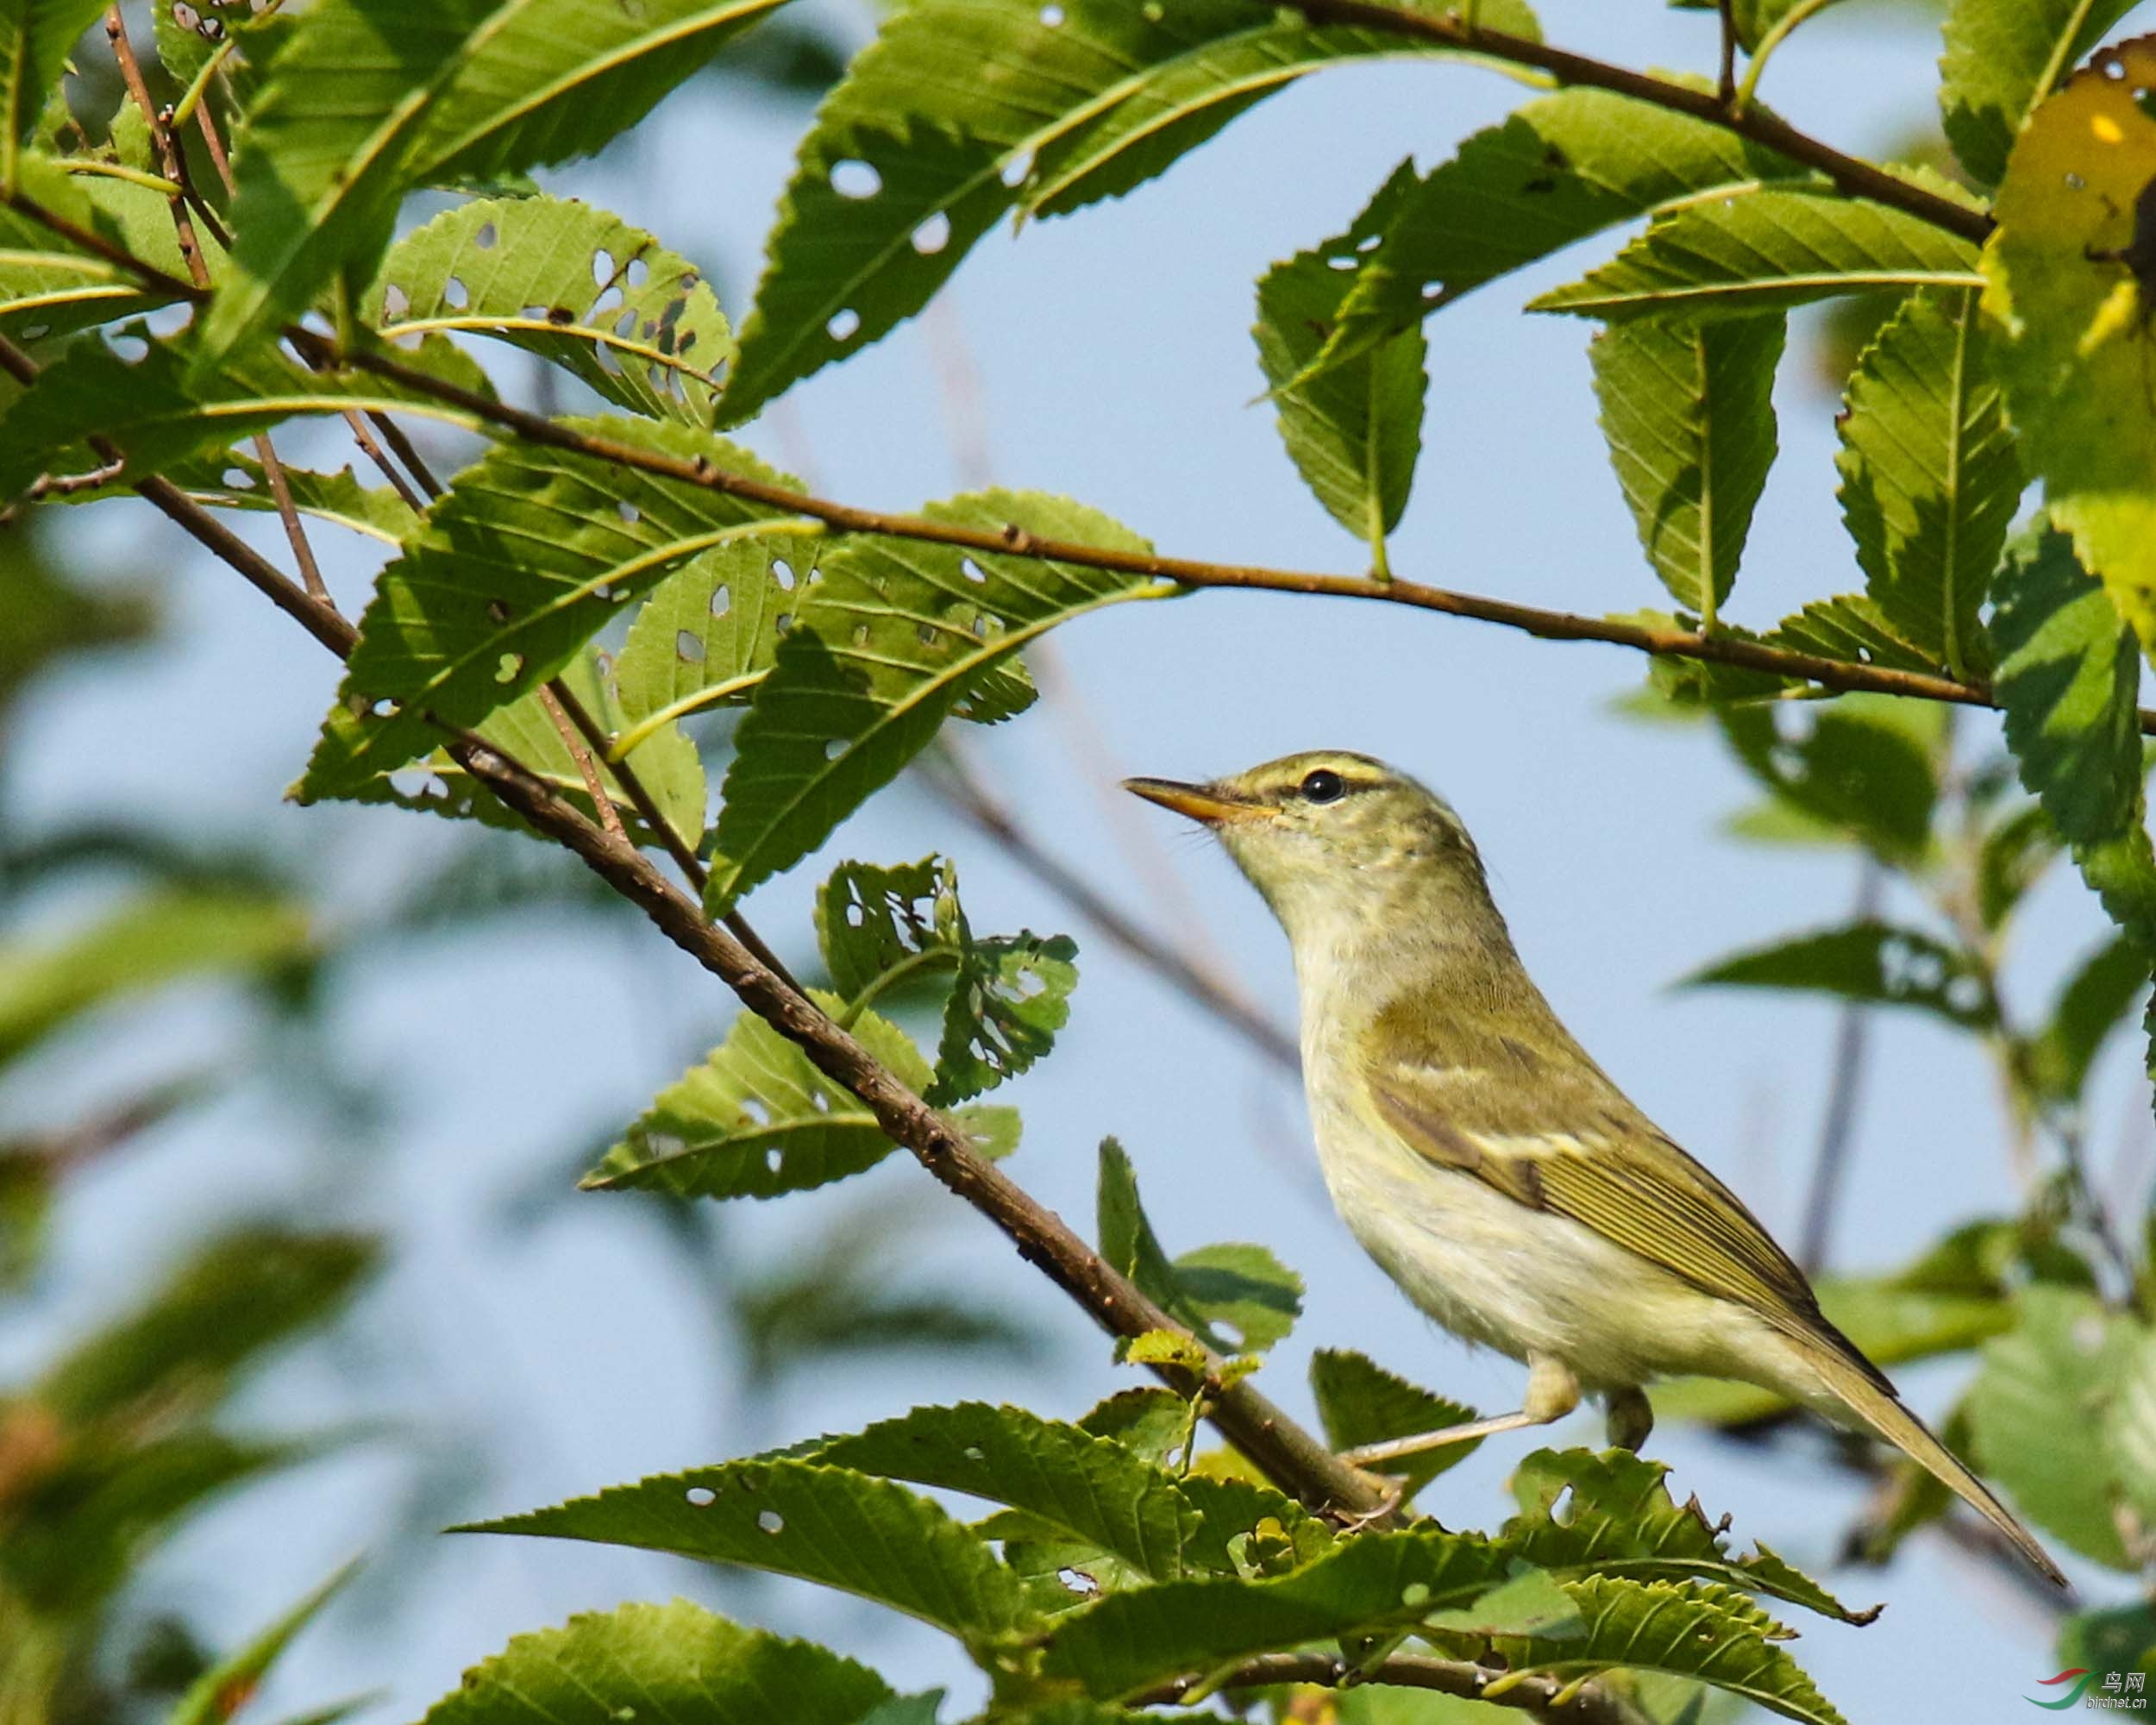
(1123, 750), (1489, 946)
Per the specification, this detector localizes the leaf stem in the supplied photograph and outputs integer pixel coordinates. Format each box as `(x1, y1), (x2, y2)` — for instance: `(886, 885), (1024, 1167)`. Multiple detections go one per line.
(839, 947), (960, 1029)
(1733, 0), (1846, 113)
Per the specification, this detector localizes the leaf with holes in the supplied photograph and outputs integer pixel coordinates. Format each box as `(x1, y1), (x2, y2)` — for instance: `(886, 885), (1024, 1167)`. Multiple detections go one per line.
(1254, 160), (1426, 568)
(1038, 1527), (1519, 1700)
(1532, 185), (1983, 323)
(339, 645), (705, 847)
(1981, 34), (2156, 652)
(461, 1458), (1037, 1647)
(200, 0), (789, 364)
(413, 1600), (900, 1725)
(585, 988), (1012, 1198)
(1501, 1449), (1870, 1624)
(1590, 312), (1783, 624)
(1940, 0), (2141, 188)
(1990, 522), (2156, 949)
(298, 419), (799, 800)
(1681, 920), (1997, 1032)
(1300, 87), (1815, 386)
(612, 536), (805, 760)
(706, 490), (1172, 910)
(1308, 1349), (1478, 1496)
(1767, 593), (1936, 674)
(0, 325), (480, 505)
(1716, 696), (1942, 866)
(816, 856), (962, 1005)
(1453, 1577), (1843, 1725)
(369, 195), (732, 426)
(784, 1402), (1204, 1583)
(56, 450), (420, 544)
(721, 0), (1535, 422)
(1835, 288), (2021, 680)
(1096, 1138), (1300, 1356)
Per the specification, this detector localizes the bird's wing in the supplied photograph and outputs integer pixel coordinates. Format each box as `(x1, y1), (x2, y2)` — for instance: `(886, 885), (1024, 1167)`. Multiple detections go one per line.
(1367, 1051), (1881, 1383)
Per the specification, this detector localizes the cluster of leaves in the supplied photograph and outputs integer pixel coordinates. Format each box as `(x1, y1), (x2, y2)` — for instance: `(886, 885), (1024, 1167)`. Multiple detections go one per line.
(7, 0), (2156, 1715)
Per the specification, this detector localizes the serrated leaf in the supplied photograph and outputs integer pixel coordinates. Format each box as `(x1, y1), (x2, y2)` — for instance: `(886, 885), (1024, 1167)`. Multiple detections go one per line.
(1980, 34), (2156, 652)
(1969, 1284), (2137, 1565)
(462, 1458), (1037, 1646)
(171, 1560), (360, 1725)
(1532, 187), (1981, 323)
(0, 2), (107, 179)
(1077, 1389), (1194, 1470)
(817, 856), (962, 1003)
(611, 536), (801, 752)
(1304, 87), (1814, 386)
(1096, 1137), (1300, 1355)
(1834, 288), (2020, 680)
(723, 0), (1534, 421)
(1038, 1527), (1518, 1700)
(1940, 0), (2140, 188)
(586, 989), (1007, 1198)
(298, 421), (799, 800)
(706, 490), (1171, 909)
(200, 0), (787, 363)
(1716, 695), (1941, 865)
(1766, 592), (1936, 674)
(1255, 160), (1427, 565)
(155, 455), (419, 544)
(1465, 1577), (1843, 1725)
(1990, 522), (2156, 949)
(369, 196), (733, 426)
(0, 326), (477, 505)
(1501, 1449), (1868, 1624)
(1308, 1348), (1478, 1496)
(787, 1402), (1202, 1582)
(414, 1600), (899, 1725)
(1681, 919), (1996, 1031)
(933, 929), (1076, 1104)
(1590, 313), (1783, 622)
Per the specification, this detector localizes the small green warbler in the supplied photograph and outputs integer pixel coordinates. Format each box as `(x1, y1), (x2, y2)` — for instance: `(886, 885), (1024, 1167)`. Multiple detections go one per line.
(1126, 749), (2062, 1585)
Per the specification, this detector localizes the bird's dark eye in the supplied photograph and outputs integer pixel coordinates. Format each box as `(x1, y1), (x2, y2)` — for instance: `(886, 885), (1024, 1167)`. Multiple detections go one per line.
(1300, 768), (1345, 805)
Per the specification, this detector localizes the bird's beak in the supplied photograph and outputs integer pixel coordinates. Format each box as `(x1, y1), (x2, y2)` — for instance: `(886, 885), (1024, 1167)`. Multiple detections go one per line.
(1122, 776), (1275, 825)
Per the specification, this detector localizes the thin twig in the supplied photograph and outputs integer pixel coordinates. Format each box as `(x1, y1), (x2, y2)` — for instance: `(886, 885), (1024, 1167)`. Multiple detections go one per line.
(921, 747), (1300, 1072)
(1130, 1652), (1638, 1723)
(538, 682), (627, 842)
(1714, 0), (1739, 104)
(1798, 857), (1883, 1273)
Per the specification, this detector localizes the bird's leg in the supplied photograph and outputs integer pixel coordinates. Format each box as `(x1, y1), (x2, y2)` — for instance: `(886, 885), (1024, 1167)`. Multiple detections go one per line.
(1338, 1355), (1580, 1469)
(1605, 1386), (1654, 1452)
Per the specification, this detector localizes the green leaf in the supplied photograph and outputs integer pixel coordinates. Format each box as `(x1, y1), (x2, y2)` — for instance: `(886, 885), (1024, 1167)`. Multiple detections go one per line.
(1463, 1577), (1844, 1725)
(611, 536), (799, 752)
(1304, 87), (1814, 387)
(413, 1600), (899, 1725)
(1532, 187), (1982, 323)
(2105, 1323), (2156, 1539)
(200, 0), (787, 363)
(1969, 1284), (2136, 1565)
(369, 195), (733, 426)
(1980, 36), (2156, 654)
(297, 420), (799, 800)
(1940, 0), (2140, 188)
(1096, 1137), (1300, 1355)
(2059, 1603), (2156, 1687)
(817, 856), (963, 1004)
(1255, 161), (1427, 567)
(40, 1227), (377, 1426)
(1589, 312), (1783, 624)
(787, 1402), (1203, 1582)
(1308, 1348), (1478, 1496)
(1833, 287), (2020, 681)
(0, 1), (107, 179)
(171, 1560), (360, 1725)
(462, 1458), (1037, 1647)
(1765, 593), (1937, 676)
(1038, 1527), (1518, 1700)
(586, 989), (1007, 1198)
(1716, 695), (1941, 866)
(722, 0), (1534, 421)
(1680, 919), (1996, 1032)
(932, 927), (1077, 1104)
(706, 490), (1171, 909)
(0, 155), (206, 342)
(0, 327), (479, 505)
(116, 453), (421, 545)
(0, 888), (311, 1068)
(1990, 522), (2156, 949)
(2030, 933), (2148, 1103)
(1501, 1448), (1871, 1625)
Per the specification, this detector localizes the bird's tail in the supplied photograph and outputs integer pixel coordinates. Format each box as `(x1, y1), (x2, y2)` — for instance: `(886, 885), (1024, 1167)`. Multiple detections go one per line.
(1796, 1337), (2065, 1588)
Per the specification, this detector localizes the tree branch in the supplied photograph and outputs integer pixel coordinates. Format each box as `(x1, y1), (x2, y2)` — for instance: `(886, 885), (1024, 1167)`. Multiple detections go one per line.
(1130, 1651), (1640, 1724)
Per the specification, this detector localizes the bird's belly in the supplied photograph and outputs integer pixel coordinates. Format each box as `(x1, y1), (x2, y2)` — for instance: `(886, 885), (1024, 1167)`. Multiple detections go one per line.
(1311, 1107), (1745, 1391)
